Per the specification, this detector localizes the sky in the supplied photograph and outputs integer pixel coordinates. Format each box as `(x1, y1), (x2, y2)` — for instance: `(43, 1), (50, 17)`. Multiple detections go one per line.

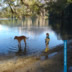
(0, 0), (3, 10)
(0, 0), (9, 10)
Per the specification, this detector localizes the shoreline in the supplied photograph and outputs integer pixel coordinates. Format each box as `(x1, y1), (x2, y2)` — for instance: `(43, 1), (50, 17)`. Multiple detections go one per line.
(0, 43), (63, 61)
(0, 40), (72, 72)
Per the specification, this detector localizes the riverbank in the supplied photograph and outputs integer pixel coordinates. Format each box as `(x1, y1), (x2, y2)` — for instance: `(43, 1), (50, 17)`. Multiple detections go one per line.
(0, 18), (16, 20)
(0, 40), (72, 72)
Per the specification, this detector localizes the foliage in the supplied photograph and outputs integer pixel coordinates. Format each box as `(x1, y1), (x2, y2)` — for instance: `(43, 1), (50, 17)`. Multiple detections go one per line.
(0, 0), (71, 19)
(0, 0), (45, 19)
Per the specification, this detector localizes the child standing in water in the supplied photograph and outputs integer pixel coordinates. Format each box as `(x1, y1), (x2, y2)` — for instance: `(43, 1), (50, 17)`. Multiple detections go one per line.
(45, 33), (50, 52)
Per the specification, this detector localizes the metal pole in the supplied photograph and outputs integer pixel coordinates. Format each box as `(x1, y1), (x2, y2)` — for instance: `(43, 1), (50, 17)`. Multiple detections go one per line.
(64, 40), (67, 72)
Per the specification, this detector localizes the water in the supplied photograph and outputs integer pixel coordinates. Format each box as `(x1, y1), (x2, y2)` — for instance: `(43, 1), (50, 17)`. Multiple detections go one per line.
(40, 52), (58, 60)
(68, 66), (72, 72)
(0, 18), (63, 55)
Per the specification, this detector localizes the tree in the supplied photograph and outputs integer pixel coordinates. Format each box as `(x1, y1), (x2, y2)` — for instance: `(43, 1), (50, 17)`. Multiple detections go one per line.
(0, 0), (47, 19)
(45, 0), (67, 18)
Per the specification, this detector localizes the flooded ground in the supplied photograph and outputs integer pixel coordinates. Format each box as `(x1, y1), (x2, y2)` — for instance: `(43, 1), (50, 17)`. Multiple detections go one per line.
(0, 18), (63, 55)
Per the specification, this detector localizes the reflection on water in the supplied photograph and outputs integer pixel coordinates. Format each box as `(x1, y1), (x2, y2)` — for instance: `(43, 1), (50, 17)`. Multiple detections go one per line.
(0, 17), (63, 55)
(49, 18), (72, 40)
(40, 52), (58, 60)
(68, 66), (72, 72)
(16, 45), (27, 56)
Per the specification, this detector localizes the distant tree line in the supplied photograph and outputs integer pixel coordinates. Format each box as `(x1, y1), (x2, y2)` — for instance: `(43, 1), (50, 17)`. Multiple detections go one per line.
(0, 0), (72, 19)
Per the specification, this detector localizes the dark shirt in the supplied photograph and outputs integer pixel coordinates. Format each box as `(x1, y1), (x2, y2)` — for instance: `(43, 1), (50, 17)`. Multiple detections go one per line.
(45, 36), (50, 44)
(46, 36), (50, 39)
